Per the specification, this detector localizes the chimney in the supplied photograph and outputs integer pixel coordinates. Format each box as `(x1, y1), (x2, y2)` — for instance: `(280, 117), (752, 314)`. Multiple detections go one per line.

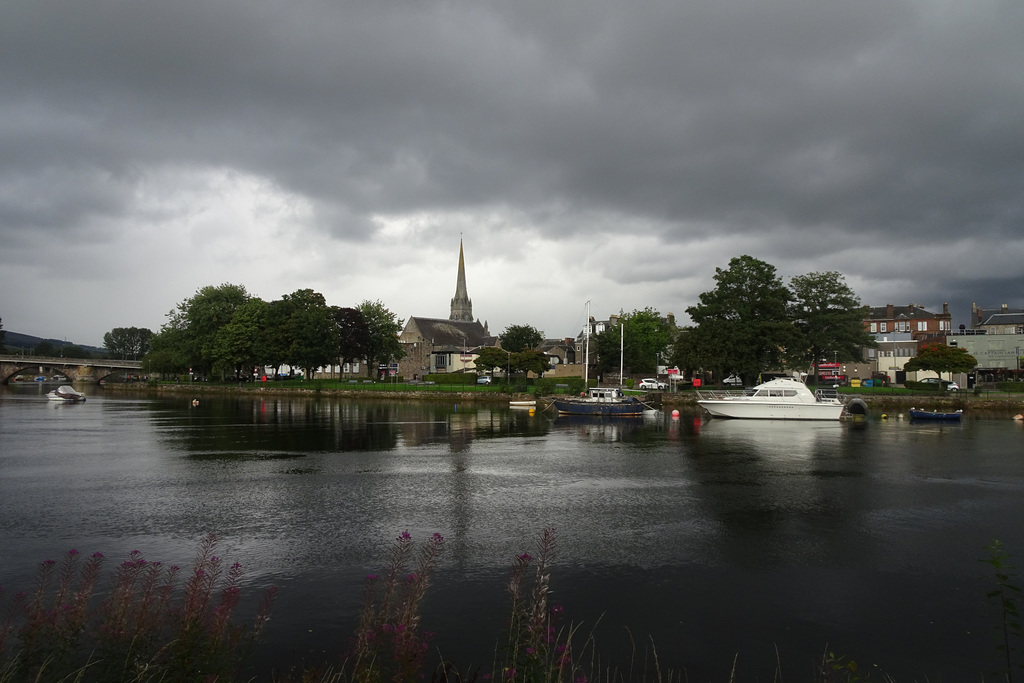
(886, 304), (894, 319)
(943, 303), (949, 315)
(1003, 304), (1009, 311)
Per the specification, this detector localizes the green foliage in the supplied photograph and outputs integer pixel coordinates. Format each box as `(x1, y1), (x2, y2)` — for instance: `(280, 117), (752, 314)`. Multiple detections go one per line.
(334, 307), (371, 366)
(686, 255), (796, 384)
(594, 308), (674, 376)
(512, 350), (550, 377)
(277, 289), (336, 380)
(788, 271), (875, 377)
(985, 540), (1024, 681)
(161, 283), (251, 377)
(213, 298), (267, 379)
(349, 532), (445, 683)
(0, 536), (276, 683)
(475, 346), (510, 376)
(500, 324), (544, 353)
(357, 300), (406, 376)
(103, 327), (154, 360)
(142, 326), (191, 376)
(904, 344), (978, 376)
(32, 340), (57, 356)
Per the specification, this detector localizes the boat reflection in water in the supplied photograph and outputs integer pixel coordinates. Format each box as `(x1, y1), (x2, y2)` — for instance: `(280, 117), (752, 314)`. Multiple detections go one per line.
(695, 417), (846, 459)
(553, 414), (645, 442)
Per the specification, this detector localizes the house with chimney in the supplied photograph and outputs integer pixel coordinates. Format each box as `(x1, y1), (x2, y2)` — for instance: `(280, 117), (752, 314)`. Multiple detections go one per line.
(863, 303), (953, 383)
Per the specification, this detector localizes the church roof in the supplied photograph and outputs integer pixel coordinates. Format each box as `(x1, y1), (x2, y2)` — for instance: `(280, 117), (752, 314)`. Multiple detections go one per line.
(401, 317), (496, 348)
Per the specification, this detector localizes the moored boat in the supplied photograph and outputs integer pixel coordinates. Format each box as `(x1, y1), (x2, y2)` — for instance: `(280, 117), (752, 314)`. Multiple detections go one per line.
(552, 387), (644, 416)
(696, 377), (844, 421)
(47, 385), (87, 402)
(908, 407), (962, 421)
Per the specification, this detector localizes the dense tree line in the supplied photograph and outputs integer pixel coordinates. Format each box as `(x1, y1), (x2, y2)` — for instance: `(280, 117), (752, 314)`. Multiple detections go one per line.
(671, 255), (877, 384)
(141, 284), (404, 380)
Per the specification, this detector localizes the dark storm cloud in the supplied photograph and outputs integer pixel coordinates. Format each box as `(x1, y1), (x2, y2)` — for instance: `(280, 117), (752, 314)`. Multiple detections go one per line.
(1, 0), (1023, 341)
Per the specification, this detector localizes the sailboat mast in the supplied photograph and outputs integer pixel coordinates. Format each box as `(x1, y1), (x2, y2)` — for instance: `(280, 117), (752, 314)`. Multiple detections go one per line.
(584, 300), (590, 388)
(619, 320), (624, 388)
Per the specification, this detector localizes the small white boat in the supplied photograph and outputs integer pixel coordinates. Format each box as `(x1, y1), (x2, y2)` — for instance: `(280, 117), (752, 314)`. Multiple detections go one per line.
(47, 385), (87, 402)
(697, 377), (843, 421)
(509, 400), (537, 408)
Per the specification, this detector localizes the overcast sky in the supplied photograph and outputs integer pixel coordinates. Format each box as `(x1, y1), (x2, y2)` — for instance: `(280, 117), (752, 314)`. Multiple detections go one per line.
(2, 0), (1023, 347)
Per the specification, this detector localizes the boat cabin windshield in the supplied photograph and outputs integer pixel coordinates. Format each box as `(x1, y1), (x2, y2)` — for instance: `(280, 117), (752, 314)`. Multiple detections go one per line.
(753, 388), (799, 397)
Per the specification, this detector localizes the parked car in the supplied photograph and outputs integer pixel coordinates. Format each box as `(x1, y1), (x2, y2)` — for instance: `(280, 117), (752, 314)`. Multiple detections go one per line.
(920, 377), (959, 391)
(723, 374), (743, 386)
(639, 378), (667, 390)
(476, 376), (493, 384)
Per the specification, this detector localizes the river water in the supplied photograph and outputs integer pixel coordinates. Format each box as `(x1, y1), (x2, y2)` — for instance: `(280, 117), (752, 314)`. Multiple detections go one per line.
(2, 383), (1024, 681)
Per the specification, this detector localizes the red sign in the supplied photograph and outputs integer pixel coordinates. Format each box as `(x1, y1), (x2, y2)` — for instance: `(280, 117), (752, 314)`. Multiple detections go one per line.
(819, 362), (841, 369)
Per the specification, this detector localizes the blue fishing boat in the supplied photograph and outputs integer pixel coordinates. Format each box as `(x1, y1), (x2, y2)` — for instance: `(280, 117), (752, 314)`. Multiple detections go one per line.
(908, 407), (962, 421)
(552, 387), (645, 416)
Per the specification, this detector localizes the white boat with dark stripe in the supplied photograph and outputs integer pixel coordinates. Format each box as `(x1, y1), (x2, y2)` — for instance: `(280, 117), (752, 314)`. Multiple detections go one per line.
(697, 377), (844, 421)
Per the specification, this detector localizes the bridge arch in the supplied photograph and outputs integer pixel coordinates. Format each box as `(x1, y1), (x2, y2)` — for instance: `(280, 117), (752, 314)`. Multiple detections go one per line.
(0, 355), (144, 384)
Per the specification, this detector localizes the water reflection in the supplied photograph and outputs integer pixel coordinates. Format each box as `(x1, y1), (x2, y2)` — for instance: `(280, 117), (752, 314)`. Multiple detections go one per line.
(150, 396), (554, 458)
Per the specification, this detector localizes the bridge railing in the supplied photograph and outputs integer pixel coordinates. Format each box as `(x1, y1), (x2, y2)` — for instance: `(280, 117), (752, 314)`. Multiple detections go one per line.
(0, 354), (143, 368)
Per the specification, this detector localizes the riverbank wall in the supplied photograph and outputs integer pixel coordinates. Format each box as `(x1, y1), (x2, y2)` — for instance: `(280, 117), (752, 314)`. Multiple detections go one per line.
(102, 382), (1024, 416)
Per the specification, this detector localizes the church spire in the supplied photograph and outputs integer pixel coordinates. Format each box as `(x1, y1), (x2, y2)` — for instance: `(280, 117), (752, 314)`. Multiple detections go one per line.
(449, 239), (473, 321)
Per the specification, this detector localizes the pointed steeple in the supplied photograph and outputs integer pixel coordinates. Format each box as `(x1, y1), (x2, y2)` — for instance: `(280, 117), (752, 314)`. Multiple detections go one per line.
(449, 239), (473, 321)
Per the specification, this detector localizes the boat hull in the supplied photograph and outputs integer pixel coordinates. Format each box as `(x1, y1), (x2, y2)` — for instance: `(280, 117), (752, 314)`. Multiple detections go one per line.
(697, 400), (843, 420)
(909, 409), (962, 421)
(552, 399), (644, 417)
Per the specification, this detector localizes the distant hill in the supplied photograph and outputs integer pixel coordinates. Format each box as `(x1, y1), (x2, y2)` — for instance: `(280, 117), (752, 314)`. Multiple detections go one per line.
(3, 331), (107, 357)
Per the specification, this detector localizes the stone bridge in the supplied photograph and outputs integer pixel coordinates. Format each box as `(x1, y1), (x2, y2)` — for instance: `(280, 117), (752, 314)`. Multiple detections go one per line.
(0, 355), (144, 384)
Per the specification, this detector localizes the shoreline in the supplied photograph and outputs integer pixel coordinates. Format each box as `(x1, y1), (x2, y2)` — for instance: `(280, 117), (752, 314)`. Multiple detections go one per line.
(100, 382), (1024, 416)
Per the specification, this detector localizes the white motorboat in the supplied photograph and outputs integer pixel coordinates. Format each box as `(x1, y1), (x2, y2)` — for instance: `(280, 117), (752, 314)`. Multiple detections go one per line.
(47, 385), (87, 402)
(696, 377), (844, 421)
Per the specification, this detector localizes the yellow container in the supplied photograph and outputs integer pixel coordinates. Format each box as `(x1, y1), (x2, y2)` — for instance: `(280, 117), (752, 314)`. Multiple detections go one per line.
(850, 379), (861, 388)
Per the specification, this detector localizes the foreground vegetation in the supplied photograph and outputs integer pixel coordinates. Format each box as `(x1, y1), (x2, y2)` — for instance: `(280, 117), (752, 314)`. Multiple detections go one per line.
(3, 532), (1024, 682)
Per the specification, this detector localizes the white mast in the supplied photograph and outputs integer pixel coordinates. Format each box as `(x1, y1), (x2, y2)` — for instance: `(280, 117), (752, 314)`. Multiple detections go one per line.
(584, 300), (590, 388)
(619, 318), (624, 388)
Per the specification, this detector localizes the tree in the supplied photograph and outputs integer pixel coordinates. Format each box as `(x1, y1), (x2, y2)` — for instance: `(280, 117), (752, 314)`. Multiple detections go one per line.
(0, 317), (6, 352)
(905, 344), (977, 382)
(787, 271), (876, 383)
(686, 255), (796, 384)
(357, 300), (406, 378)
(213, 298), (268, 379)
(593, 308), (675, 377)
(34, 340), (57, 356)
(499, 324), (543, 353)
(511, 350), (550, 377)
(334, 307), (371, 367)
(165, 283), (251, 377)
(143, 327), (190, 376)
(104, 327), (154, 360)
(279, 289), (336, 380)
(474, 346), (509, 377)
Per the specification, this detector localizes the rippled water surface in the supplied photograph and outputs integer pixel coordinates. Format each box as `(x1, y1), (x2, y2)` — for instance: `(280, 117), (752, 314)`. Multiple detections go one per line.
(3, 384), (1024, 680)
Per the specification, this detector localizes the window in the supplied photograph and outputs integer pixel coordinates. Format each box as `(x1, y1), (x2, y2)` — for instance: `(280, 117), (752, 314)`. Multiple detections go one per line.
(435, 354), (448, 368)
(917, 321), (928, 332)
(897, 321), (909, 332)
(870, 323), (877, 333)
(880, 322), (887, 333)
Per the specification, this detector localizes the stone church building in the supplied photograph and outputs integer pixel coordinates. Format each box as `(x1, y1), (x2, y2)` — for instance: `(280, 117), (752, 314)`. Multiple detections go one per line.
(397, 241), (496, 379)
